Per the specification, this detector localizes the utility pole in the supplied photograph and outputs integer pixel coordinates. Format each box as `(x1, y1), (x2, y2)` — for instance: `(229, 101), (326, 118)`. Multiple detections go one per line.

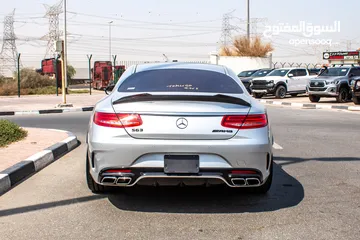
(112, 55), (117, 81)
(246, 0), (250, 40)
(43, 0), (62, 58)
(219, 10), (236, 49)
(163, 53), (169, 62)
(55, 54), (60, 96)
(87, 54), (92, 95)
(346, 40), (352, 51)
(0, 9), (20, 76)
(63, 0), (68, 94)
(61, 40), (66, 104)
(17, 53), (21, 97)
(109, 21), (113, 61)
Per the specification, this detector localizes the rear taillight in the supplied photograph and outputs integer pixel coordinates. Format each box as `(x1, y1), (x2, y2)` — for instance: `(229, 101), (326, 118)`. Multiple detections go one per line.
(221, 114), (267, 129)
(93, 112), (142, 128)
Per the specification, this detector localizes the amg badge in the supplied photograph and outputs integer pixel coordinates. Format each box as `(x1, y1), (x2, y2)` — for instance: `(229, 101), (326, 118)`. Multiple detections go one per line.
(212, 130), (233, 133)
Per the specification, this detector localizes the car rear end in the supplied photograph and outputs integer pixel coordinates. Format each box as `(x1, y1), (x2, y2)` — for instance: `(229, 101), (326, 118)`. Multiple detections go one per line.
(87, 64), (273, 191)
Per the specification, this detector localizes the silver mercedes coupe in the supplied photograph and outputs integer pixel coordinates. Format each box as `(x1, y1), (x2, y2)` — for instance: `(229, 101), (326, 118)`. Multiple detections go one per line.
(86, 62), (274, 194)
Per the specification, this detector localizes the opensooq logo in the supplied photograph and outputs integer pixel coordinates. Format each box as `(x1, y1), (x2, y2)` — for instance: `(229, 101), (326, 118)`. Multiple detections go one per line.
(263, 21), (341, 38)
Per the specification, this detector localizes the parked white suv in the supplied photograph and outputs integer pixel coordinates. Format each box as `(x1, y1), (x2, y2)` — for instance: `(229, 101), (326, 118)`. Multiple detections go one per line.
(250, 68), (314, 99)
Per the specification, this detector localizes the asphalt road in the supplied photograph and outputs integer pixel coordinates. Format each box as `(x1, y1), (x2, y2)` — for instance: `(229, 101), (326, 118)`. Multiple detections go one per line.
(0, 106), (359, 240)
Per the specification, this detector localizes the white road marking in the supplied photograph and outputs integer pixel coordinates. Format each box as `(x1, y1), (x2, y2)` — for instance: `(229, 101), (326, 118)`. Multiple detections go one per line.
(273, 142), (283, 150)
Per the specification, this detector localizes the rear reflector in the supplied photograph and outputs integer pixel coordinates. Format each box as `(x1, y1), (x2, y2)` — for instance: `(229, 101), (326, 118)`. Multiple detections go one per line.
(93, 112), (142, 128)
(221, 114), (267, 129)
(104, 169), (131, 173)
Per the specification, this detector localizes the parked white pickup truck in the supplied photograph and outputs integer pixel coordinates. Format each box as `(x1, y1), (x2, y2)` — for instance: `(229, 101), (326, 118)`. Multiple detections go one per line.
(250, 67), (316, 99)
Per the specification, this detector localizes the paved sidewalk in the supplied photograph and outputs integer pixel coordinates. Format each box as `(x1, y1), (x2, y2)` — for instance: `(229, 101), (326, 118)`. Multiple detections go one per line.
(0, 91), (105, 112)
(262, 94), (355, 107)
(0, 128), (68, 171)
(0, 127), (78, 195)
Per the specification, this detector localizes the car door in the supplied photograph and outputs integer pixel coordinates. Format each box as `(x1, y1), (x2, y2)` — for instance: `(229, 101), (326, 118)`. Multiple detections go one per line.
(286, 69), (298, 92)
(295, 68), (309, 91)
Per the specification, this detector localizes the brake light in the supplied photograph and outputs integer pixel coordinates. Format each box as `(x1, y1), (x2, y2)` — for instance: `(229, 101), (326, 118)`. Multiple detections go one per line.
(221, 114), (267, 129)
(93, 112), (142, 128)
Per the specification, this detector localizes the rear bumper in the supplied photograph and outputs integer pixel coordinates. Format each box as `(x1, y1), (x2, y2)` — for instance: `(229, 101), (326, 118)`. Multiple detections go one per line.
(97, 168), (270, 188)
(88, 126), (273, 187)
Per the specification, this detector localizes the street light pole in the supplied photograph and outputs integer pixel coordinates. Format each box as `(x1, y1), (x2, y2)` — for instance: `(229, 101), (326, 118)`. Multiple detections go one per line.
(246, 0), (250, 40)
(63, 0), (68, 95)
(109, 21), (113, 61)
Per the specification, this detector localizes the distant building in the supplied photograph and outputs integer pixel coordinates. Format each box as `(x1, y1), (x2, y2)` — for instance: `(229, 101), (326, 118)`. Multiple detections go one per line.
(73, 68), (89, 80)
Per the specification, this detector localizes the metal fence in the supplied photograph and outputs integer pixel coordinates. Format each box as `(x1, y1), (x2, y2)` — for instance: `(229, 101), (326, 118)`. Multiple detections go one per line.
(272, 62), (320, 69)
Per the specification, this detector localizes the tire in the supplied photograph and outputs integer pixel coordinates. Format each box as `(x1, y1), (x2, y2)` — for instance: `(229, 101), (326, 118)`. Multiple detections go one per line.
(309, 95), (320, 102)
(275, 85), (286, 99)
(290, 93), (298, 97)
(253, 93), (264, 99)
(249, 160), (273, 194)
(86, 152), (105, 194)
(336, 87), (349, 103)
(353, 94), (360, 105)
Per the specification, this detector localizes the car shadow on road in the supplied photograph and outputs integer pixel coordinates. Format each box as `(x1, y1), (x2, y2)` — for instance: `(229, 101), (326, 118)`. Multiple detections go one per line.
(107, 163), (304, 214)
(275, 156), (360, 167)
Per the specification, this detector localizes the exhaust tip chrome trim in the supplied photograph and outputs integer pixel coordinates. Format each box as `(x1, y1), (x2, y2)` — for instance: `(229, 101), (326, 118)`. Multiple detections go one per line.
(245, 178), (261, 186)
(101, 176), (117, 184)
(116, 177), (132, 185)
(231, 178), (246, 186)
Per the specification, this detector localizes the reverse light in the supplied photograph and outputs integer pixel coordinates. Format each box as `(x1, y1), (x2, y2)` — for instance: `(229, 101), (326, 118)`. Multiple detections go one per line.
(93, 112), (142, 128)
(221, 114), (268, 129)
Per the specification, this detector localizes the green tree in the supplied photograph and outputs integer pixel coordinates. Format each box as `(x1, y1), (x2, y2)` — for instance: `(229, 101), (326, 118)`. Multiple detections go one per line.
(67, 64), (76, 80)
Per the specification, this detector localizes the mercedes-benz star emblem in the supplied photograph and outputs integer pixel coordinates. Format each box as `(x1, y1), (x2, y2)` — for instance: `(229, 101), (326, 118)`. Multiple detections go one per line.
(176, 118), (188, 129)
(315, 82), (319, 86)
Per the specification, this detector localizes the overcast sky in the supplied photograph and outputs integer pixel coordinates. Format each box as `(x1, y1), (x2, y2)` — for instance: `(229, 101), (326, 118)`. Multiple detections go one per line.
(0, 0), (359, 70)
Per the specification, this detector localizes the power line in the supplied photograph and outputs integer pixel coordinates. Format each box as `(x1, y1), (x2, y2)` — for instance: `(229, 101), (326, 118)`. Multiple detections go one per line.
(68, 31), (220, 41)
(67, 11), (222, 27)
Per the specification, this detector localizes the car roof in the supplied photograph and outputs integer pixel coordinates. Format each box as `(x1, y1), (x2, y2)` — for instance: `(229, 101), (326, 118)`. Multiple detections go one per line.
(328, 65), (354, 68)
(134, 62), (227, 74)
(276, 67), (306, 70)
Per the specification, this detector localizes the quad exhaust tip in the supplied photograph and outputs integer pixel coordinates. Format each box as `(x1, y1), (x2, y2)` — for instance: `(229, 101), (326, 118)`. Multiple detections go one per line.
(101, 176), (117, 184)
(231, 177), (260, 186)
(101, 176), (132, 185)
(231, 178), (246, 186)
(245, 178), (261, 186)
(116, 177), (132, 185)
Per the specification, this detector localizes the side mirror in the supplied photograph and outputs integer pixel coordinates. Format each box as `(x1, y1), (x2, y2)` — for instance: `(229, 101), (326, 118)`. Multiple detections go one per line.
(288, 73), (294, 77)
(349, 73), (355, 78)
(105, 84), (115, 95)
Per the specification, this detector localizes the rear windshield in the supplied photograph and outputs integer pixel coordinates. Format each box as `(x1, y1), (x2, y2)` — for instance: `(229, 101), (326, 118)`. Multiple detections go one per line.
(117, 69), (243, 93)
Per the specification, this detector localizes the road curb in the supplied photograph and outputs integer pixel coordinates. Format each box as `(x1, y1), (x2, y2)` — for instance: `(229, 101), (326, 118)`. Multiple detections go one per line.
(0, 130), (79, 196)
(0, 106), (94, 116)
(259, 100), (360, 112)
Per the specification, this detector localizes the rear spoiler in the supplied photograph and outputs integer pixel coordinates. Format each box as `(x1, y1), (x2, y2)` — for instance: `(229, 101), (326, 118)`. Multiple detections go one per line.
(112, 93), (251, 107)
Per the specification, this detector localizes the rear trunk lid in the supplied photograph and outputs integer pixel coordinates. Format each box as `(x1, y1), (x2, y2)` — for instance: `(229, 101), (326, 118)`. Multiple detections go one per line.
(111, 93), (251, 140)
